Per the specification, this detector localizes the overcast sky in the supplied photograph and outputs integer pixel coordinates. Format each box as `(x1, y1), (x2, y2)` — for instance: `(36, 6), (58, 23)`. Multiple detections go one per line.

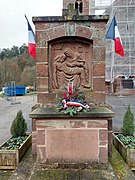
(0, 0), (62, 50)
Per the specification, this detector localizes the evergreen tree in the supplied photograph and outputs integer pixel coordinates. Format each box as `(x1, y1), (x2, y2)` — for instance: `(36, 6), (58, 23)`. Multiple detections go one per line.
(10, 110), (27, 138)
(121, 105), (135, 136)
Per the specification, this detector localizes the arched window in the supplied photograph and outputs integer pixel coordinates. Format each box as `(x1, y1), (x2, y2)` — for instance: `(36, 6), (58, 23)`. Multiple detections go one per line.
(75, 0), (83, 14)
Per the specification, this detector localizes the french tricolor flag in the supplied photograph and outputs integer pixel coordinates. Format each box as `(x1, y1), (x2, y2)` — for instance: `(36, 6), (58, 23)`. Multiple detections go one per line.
(25, 15), (36, 59)
(106, 16), (124, 57)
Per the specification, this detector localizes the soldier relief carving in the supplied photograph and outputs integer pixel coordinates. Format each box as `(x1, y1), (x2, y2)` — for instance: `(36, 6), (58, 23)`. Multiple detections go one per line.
(52, 47), (91, 89)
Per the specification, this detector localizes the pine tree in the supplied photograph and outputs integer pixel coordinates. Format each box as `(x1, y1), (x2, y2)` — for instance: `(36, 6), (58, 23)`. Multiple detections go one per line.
(121, 105), (135, 136)
(10, 110), (27, 138)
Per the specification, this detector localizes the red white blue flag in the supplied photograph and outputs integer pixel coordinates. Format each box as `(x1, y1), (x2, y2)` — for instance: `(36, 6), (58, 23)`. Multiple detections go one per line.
(106, 16), (124, 57)
(25, 15), (36, 59)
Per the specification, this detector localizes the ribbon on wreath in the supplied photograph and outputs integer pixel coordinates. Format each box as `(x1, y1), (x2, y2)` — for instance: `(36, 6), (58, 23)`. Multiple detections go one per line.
(62, 99), (89, 109)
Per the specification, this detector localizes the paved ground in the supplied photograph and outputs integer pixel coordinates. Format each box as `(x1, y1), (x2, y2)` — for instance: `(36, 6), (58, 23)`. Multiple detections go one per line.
(106, 95), (135, 131)
(0, 94), (36, 145)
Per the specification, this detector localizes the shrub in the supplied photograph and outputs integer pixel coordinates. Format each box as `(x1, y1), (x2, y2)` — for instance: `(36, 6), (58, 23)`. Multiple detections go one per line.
(121, 105), (135, 136)
(10, 110), (28, 138)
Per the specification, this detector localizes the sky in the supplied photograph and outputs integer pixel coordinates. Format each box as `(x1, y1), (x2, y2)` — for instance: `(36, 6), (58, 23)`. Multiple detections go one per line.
(0, 0), (62, 50)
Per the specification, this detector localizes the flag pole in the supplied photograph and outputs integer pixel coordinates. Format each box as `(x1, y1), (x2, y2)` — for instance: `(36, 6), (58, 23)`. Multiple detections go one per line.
(110, 41), (114, 94)
(110, 41), (114, 83)
(110, 4), (115, 93)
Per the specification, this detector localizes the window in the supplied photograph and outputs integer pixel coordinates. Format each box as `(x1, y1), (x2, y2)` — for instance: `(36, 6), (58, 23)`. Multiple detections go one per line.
(75, 0), (83, 14)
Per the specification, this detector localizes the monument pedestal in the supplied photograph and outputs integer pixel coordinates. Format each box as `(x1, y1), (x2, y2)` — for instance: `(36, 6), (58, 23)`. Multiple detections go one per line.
(30, 107), (114, 164)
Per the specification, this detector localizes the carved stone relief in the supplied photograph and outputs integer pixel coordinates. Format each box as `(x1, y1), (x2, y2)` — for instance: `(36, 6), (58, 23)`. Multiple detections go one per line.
(50, 40), (92, 90)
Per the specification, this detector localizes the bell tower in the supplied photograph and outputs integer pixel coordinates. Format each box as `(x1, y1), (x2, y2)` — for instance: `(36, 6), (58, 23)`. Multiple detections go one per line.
(63, 0), (89, 15)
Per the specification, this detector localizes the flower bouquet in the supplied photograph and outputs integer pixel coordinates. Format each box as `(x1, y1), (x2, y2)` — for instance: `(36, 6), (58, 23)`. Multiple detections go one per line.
(57, 81), (93, 116)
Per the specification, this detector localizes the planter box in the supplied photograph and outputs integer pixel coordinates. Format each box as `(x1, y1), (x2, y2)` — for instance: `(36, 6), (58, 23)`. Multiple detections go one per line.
(0, 133), (32, 169)
(113, 132), (135, 170)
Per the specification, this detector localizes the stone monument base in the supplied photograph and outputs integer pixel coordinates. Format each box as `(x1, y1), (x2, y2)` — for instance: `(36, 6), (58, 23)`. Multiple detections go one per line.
(30, 107), (114, 164)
